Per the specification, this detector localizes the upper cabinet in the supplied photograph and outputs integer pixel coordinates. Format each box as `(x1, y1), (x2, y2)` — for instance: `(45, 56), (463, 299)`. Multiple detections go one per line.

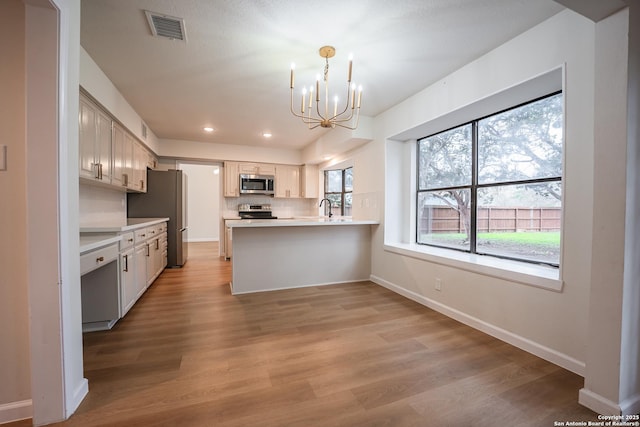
(79, 93), (150, 193)
(112, 122), (127, 188)
(238, 162), (276, 176)
(133, 142), (147, 193)
(275, 165), (300, 198)
(301, 164), (319, 198)
(79, 96), (112, 183)
(224, 161), (240, 197)
(224, 162), (316, 199)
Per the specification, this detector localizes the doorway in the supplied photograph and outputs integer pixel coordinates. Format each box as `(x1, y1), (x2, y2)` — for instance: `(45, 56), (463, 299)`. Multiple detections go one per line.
(176, 162), (223, 252)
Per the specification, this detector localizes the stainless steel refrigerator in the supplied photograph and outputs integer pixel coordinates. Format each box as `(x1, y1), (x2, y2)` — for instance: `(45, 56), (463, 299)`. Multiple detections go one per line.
(127, 169), (188, 267)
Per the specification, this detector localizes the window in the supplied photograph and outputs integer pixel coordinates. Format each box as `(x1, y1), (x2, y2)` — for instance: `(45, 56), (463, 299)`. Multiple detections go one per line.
(417, 93), (563, 266)
(324, 167), (353, 216)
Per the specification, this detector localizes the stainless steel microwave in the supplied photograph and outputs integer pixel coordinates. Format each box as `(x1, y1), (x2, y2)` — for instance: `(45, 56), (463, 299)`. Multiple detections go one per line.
(239, 174), (275, 195)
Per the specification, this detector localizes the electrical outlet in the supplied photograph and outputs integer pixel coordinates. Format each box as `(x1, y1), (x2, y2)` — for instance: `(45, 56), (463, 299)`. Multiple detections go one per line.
(435, 278), (442, 291)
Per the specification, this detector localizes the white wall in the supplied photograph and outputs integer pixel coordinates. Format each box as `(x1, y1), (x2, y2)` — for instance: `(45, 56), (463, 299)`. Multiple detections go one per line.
(80, 47), (160, 154)
(350, 8), (596, 377)
(327, 6), (638, 415)
(580, 7), (638, 415)
(0, 2), (31, 421)
(177, 163), (221, 242)
(159, 138), (302, 165)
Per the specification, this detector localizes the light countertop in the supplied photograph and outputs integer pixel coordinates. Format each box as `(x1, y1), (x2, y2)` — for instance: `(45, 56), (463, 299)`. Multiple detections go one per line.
(79, 234), (121, 254)
(225, 217), (379, 228)
(80, 217), (170, 233)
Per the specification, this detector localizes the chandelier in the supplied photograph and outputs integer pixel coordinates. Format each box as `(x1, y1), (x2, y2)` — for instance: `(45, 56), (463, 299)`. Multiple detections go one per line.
(290, 45), (363, 130)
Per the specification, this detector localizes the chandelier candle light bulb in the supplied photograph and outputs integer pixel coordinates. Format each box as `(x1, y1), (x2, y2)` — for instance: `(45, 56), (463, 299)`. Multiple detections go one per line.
(289, 45), (363, 130)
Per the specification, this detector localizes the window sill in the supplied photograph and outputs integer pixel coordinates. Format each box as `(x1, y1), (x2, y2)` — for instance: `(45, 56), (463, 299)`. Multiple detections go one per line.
(383, 242), (563, 292)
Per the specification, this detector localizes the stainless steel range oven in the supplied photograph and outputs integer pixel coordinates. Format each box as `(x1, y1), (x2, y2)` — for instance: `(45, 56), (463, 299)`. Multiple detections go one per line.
(238, 204), (278, 219)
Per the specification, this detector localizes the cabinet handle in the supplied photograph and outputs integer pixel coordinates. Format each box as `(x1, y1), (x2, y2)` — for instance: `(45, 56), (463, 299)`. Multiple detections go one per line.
(141, 233), (146, 237)
(140, 180), (144, 190)
(156, 238), (159, 250)
(146, 244), (150, 256)
(128, 238), (134, 243)
(96, 256), (104, 263)
(93, 163), (100, 179)
(122, 173), (128, 186)
(123, 254), (129, 272)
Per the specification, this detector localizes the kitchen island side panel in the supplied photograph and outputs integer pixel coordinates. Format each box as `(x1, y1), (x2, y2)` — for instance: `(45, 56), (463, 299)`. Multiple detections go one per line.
(231, 225), (372, 294)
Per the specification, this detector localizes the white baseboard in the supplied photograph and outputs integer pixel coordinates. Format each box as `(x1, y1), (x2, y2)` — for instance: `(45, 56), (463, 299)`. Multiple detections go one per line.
(66, 378), (88, 418)
(579, 388), (619, 415)
(0, 399), (32, 424)
(187, 238), (219, 243)
(620, 392), (640, 416)
(579, 388), (640, 416)
(370, 274), (586, 376)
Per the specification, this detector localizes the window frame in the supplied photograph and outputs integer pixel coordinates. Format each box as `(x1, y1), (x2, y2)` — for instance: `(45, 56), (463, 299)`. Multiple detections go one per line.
(324, 167), (353, 217)
(416, 91), (563, 267)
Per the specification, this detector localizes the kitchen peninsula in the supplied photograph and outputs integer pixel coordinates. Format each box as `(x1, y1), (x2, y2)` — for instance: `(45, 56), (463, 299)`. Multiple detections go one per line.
(226, 218), (378, 294)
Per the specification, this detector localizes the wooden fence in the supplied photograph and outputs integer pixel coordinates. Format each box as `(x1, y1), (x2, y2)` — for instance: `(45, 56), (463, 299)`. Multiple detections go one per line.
(420, 206), (561, 233)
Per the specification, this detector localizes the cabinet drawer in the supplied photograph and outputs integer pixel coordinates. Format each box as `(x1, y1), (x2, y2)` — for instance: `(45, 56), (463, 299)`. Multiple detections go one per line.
(134, 228), (149, 243)
(158, 222), (167, 233)
(80, 243), (118, 276)
(146, 225), (160, 239)
(120, 232), (135, 250)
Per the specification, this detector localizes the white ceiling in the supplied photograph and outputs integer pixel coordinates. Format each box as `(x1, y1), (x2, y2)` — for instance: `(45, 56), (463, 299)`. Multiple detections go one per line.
(80, 0), (565, 150)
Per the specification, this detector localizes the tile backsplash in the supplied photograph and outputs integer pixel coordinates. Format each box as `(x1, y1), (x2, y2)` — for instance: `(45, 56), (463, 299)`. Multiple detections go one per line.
(223, 196), (318, 218)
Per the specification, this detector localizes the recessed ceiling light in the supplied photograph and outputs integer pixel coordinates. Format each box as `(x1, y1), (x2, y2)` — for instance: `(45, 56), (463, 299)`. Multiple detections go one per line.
(203, 127), (214, 132)
(262, 132), (272, 138)
(322, 155), (333, 160)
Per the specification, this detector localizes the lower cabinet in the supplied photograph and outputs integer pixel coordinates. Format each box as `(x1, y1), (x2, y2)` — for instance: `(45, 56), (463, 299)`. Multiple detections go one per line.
(81, 220), (168, 331)
(120, 247), (136, 316)
(134, 243), (148, 302)
(124, 222), (167, 317)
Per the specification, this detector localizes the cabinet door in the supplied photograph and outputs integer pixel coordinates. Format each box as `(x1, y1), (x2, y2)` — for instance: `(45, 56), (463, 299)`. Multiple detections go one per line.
(79, 98), (98, 179)
(112, 123), (126, 187)
(120, 248), (136, 316)
(123, 132), (134, 189)
(224, 161), (239, 197)
(238, 162), (258, 174)
(134, 244), (147, 300)
(146, 239), (159, 286)
(275, 165), (300, 198)
(133, 142), (147, 192)
(301, 164), (319, 198)
(95, 109), (113, 183)
(258, 164), (276, 175)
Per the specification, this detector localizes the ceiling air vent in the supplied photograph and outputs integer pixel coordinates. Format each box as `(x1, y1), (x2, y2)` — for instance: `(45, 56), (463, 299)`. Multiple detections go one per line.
(145, 10), (187, 42)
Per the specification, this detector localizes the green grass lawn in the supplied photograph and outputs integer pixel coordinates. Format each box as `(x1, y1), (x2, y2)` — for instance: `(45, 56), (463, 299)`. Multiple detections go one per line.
(424, 231), (560, 247)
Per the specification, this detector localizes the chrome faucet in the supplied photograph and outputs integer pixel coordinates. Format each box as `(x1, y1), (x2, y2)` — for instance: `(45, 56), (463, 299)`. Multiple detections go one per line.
(319, 198), (333, 218)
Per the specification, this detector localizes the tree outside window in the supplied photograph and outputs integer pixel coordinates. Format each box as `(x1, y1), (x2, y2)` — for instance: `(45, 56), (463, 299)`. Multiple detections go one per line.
(417, 93), (563, 266)
(324, 167), (352, 216)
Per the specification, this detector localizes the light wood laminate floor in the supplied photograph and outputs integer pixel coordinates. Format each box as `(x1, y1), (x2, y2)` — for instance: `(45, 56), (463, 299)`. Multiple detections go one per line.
(15, 242), (599, 426)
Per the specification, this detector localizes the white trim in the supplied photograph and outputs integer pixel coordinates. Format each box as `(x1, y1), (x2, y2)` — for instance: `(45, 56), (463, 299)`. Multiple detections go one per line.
(579, 388), (621, 416)
(187, 237), (219, 243)
(370, 274), (585, 376)
(230, 278), (370, 296)
(384, 243), (562, 292)
(67, 379), (88, 416)
(620, 393), (640, 416)
(0, 400), (32, 424)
